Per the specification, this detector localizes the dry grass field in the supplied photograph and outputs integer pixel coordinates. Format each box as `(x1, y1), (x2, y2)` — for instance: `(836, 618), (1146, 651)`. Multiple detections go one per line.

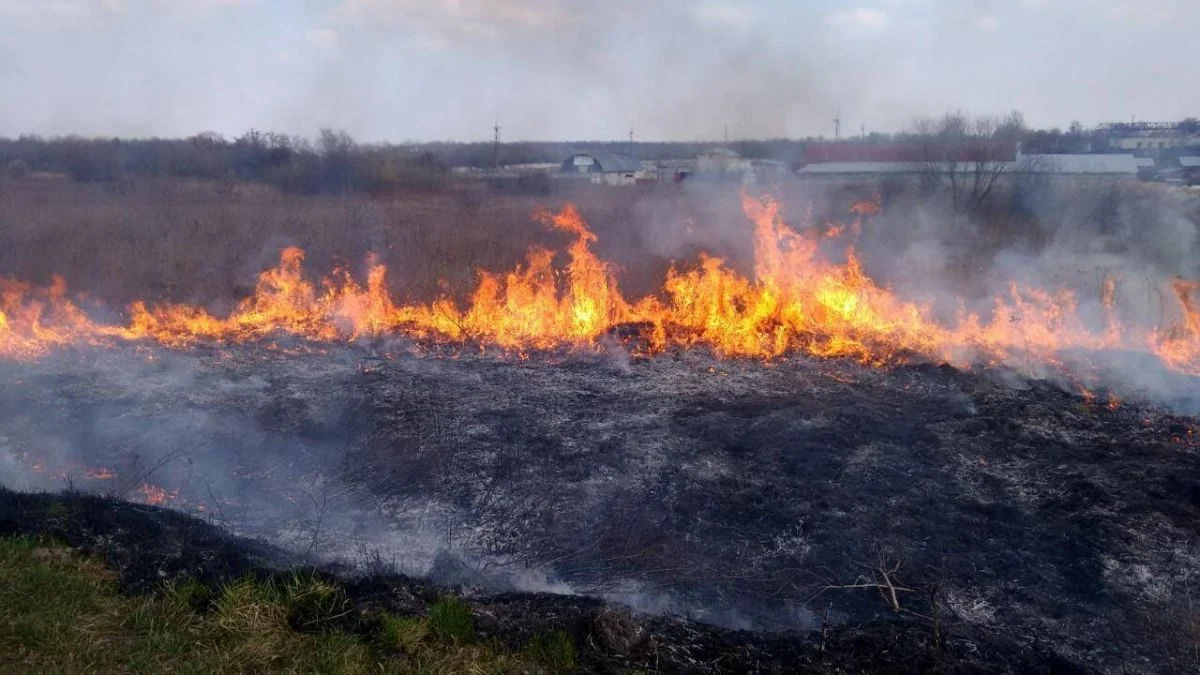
(0, 177), (723, 314)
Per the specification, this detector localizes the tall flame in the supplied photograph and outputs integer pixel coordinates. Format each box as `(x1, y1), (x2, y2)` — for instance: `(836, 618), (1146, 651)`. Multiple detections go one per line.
(1, 196), (1199, 377)
(1148, 280), (1200, 375)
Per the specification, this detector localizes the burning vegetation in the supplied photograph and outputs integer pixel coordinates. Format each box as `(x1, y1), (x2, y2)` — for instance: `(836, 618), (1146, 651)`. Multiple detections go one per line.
(3, 183), (1200, 673)
(1, 193), (1198, 378)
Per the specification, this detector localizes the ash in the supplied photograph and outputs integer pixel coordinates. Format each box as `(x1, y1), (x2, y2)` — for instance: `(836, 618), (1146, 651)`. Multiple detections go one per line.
(2, 340), (1200, 671)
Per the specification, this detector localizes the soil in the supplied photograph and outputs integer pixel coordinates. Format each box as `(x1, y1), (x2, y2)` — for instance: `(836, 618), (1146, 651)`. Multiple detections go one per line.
(2, 340), (1199, 672)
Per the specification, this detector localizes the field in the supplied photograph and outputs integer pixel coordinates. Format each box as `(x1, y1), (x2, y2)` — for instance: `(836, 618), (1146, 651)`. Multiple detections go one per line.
(3, 175), (1200, 672)
(0, 177), (730, 310)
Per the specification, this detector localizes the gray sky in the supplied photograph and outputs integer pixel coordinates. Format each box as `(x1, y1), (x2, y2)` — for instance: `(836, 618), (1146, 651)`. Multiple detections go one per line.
(1, 0), (1196, 142)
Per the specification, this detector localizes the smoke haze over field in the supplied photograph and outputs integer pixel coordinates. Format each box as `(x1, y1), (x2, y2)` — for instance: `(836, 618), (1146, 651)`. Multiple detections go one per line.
(1, 0), (1198, 141)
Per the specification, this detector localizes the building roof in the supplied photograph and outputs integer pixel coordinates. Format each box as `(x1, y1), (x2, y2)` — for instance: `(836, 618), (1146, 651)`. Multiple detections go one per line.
(1136, 157), (1156, 168)
(700, 148), (740, 158)
(804, 141), (1018, 164)
(798, 162), (918, 174)
(563, 151), (641, 174)
(1180, 157), (1200, 168)
(798, 161), (1010, 174)
(797, 154), (1141, 176)
(1018, 154), (1139, 174)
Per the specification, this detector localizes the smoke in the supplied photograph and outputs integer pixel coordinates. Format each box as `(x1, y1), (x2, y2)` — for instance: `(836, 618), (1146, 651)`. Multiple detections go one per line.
(281, 2), (840, 142)
(845, 178), (1200, 406)
(6, 1), (1199, 140)
(581, 171), (1200, 409)
(0, 347), (449, 574)
(0, 341), (832, 630)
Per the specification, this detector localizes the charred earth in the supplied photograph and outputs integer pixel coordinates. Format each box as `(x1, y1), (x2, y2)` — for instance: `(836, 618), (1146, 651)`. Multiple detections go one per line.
(1, 342), (1199, 672)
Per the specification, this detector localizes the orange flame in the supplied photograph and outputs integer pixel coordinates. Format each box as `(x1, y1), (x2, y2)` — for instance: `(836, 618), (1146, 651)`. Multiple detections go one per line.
(1, 197), (1198, 377)
(1147, 280), (1200, 375)
(136, 483), (177, 506)
(1107, 393), (1122, 411)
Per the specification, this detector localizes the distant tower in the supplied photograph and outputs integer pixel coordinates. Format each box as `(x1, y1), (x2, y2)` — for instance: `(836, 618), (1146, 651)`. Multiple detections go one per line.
(493, 119), (500, 169)
(629, 128), (635, 158)
(833, 112), (841, 140)
(861, 123), (866, 140)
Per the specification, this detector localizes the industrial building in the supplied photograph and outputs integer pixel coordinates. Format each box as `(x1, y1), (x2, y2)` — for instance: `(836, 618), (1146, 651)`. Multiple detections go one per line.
(1098, 121), (1200, 151)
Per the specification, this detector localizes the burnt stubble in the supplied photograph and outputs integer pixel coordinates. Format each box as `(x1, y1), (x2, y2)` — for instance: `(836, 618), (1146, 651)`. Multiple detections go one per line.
(1, 341), (1198, 672)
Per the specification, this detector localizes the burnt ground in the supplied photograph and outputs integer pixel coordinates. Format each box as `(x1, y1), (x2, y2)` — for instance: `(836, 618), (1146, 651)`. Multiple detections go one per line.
(2, 340), (1200, 672)
(0, 487), (1078, 674)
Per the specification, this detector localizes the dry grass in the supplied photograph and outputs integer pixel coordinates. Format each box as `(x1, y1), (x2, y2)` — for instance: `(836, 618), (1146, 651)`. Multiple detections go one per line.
(0, 177), (708, 314)
(0, 536), (578, 674)
(3, 175), (1187, 325)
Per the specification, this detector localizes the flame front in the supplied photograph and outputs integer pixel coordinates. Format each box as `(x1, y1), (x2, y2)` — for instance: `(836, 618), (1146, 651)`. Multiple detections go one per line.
(1148, 280), (1200, 375)
(2, 197), (1199, 376)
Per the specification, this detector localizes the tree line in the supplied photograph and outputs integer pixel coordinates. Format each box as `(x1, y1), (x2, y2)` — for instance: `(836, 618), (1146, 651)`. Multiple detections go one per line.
(0, 112), (1169, 194)
(0, 129), (450, 195)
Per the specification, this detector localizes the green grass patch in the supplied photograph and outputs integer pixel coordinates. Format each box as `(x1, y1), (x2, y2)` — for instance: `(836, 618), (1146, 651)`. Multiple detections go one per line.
(428, 595), (475, 643)
(0, 536), (574, 674)
(380, 614), (431, 654)
(526, 630), (579, 674)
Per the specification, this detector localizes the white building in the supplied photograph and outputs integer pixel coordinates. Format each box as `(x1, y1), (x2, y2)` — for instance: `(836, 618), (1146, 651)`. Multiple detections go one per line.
(1099, 122), (1200, 151)
(797, 154), (1140, 182)
(697, 148), (746, 175)
(560, 151), (642, 186)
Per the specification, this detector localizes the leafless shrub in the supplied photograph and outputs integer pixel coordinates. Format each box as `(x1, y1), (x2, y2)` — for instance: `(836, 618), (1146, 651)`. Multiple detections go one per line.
(6, 158), (29, 180)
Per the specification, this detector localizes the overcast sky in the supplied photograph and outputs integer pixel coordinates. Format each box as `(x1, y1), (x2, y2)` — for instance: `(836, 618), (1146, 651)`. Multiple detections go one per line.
(0, 0), (1196, 142)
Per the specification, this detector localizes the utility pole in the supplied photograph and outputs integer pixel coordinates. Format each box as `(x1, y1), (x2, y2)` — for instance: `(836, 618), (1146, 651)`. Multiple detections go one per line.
(833, 112), (841, 141)
(724, 123), (729, 145)
(493, 119), (500, 170)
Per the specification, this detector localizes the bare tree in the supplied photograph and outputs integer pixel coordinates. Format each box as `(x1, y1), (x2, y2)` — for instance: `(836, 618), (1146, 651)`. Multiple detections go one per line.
(913, 112), (1016, 215)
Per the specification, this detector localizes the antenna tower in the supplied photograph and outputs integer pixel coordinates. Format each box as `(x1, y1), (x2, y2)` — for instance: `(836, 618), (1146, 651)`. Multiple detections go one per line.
(493, 119), (500, 169)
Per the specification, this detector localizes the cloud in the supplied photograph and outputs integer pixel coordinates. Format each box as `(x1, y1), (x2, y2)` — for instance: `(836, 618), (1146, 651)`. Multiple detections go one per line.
(1096, 0), (1179, 23)
(305, 28), (340, 51)
(331, 0), (576, 38)
(0, 0), (248, 20)
(0, 0), (94, 18)
(1021, 0), (1192, 23)
(974, 15), (999, 32)
(693, 3), (757, 30)
(826, 8), (887, 33)
(3, 0), (1200, 142)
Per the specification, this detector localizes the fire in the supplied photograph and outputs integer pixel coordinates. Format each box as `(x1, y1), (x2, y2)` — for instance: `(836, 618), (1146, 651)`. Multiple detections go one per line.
(1, 196), (1199, 377)
(1147, 280), (1200, 375)
(1080, 387), (1096, 407)
(135, 483), (177, 506)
